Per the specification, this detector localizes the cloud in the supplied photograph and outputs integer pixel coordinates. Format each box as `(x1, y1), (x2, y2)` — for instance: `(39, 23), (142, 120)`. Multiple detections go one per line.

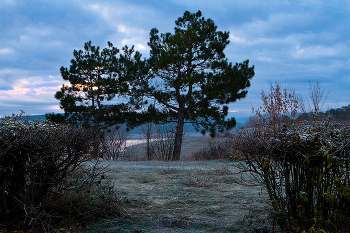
(1, 0), (14, 6)
(82, 2), (153, 53)
(48, 105), (62, 110)
(229, 33), (246, 43)
(0, 48), (14, 54)
(0, 85), (62, 97)
(291, 44), (349, 58)
(0, 0), (350, 118)
(1, 87), (30, 95)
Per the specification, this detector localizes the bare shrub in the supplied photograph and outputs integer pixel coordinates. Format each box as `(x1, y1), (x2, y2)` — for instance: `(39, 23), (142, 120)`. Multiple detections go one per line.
(298, 80), (330, 121)
(139, 122), (156, 160)
(307, 80), (329, 114)
(151, 124), (176, 161)
(231, 82), (350, 232)
(184, 169), (216, 188)
(190, 140), (235, 161)
(99, 125), (128, 160)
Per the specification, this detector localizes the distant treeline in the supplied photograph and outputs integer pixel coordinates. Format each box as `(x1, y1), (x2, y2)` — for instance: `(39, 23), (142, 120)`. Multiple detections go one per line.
(299, 105), (350, 122)
(244, 105), (350, 128)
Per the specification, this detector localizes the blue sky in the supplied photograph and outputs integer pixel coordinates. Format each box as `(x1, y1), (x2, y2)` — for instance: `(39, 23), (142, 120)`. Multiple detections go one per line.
(1, 0), (350, 119)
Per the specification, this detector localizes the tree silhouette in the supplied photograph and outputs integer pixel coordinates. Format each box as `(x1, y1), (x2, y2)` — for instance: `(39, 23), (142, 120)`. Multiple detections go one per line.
(51, 41), (135, 130)
(130, 10), (255, 160)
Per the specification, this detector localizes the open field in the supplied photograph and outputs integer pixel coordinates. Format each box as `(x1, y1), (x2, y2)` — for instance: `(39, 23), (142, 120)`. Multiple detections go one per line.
(83, 161), (274, 233)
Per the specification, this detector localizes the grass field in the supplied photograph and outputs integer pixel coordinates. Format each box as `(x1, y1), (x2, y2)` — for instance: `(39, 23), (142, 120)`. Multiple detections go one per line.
(83, 161), (274, 233)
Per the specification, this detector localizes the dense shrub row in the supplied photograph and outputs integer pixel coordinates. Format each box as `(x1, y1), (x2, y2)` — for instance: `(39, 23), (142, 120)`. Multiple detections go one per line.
(0, 113), (124, 231)
(231, 117), (350, 232)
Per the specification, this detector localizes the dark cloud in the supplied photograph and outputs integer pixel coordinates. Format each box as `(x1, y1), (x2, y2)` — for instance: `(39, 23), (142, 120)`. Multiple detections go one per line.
(1, 0), (350, 118)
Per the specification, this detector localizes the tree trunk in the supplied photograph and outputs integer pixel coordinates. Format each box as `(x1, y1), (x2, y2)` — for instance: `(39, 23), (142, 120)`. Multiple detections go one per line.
(147, 135), (151, 160)
(172, 112), (184, 161)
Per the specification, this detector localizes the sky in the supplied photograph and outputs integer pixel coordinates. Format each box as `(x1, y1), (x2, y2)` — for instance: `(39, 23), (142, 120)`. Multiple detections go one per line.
(1, 0), (350, 120)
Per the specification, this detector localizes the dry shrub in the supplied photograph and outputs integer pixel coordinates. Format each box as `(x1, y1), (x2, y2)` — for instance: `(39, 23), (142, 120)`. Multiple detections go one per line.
(231, 118), (350, 232)
(46, 164), (124, 228)
(99, 125), (128, 160)
(157, 164), (181, 175)
(151, 124), (176, 161)
(0, 113), (124, 232)
(190, 140), (237, 161)
(122, 123), (176, 161)
(184, 169), (216, 188)
(208, 163), (233, 175)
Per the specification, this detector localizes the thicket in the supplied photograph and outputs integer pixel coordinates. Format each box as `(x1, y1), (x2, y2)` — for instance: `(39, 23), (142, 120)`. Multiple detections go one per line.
(230, 82), (350, 232)
(99, 125), (129, 160)
(232, 120), (350, 231)
(0, 113), (124, 231)
(231, 118), (350, 232)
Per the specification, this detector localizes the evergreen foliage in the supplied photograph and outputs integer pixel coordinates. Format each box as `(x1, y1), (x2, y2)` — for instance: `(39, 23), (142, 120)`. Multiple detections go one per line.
(129, 10), (255, 160)
(49, 11), (254, 161)
(52, 41), (138, 130)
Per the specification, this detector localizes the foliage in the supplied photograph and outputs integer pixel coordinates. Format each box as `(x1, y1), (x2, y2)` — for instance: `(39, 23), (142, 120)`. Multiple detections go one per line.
(53, 41), (137, 130)
(325, 105), (350, 122)
(0, 113), (124, 231)
(45, 165), (124, 229)
(129, 10), (254, 160)
(252, 82), (299, 132)
(230, 118), (350, 232)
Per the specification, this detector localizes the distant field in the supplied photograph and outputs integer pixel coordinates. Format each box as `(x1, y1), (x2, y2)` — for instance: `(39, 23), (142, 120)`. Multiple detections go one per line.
(84, 161), (274, 233)
(124, 130), (243, 160)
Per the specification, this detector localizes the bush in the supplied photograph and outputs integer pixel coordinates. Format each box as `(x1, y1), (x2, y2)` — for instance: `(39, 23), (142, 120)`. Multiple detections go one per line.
(231, 117), (350, 232)
(0, 113), (124, 231)
(191, 140), (235, 161)
(44, 164), (124, 230)
(149, 124), (175, 161)
(99, 125), (129, 160)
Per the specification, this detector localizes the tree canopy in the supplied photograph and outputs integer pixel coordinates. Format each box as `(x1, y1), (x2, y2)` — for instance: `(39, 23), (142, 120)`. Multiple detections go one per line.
(50, 41), (136, 130)
(130, 10), (255, 160)
(49, 11), (255, 161)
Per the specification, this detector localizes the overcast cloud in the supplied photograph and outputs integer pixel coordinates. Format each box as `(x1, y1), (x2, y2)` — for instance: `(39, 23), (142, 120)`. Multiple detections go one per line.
(1, 0), (350, 119)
